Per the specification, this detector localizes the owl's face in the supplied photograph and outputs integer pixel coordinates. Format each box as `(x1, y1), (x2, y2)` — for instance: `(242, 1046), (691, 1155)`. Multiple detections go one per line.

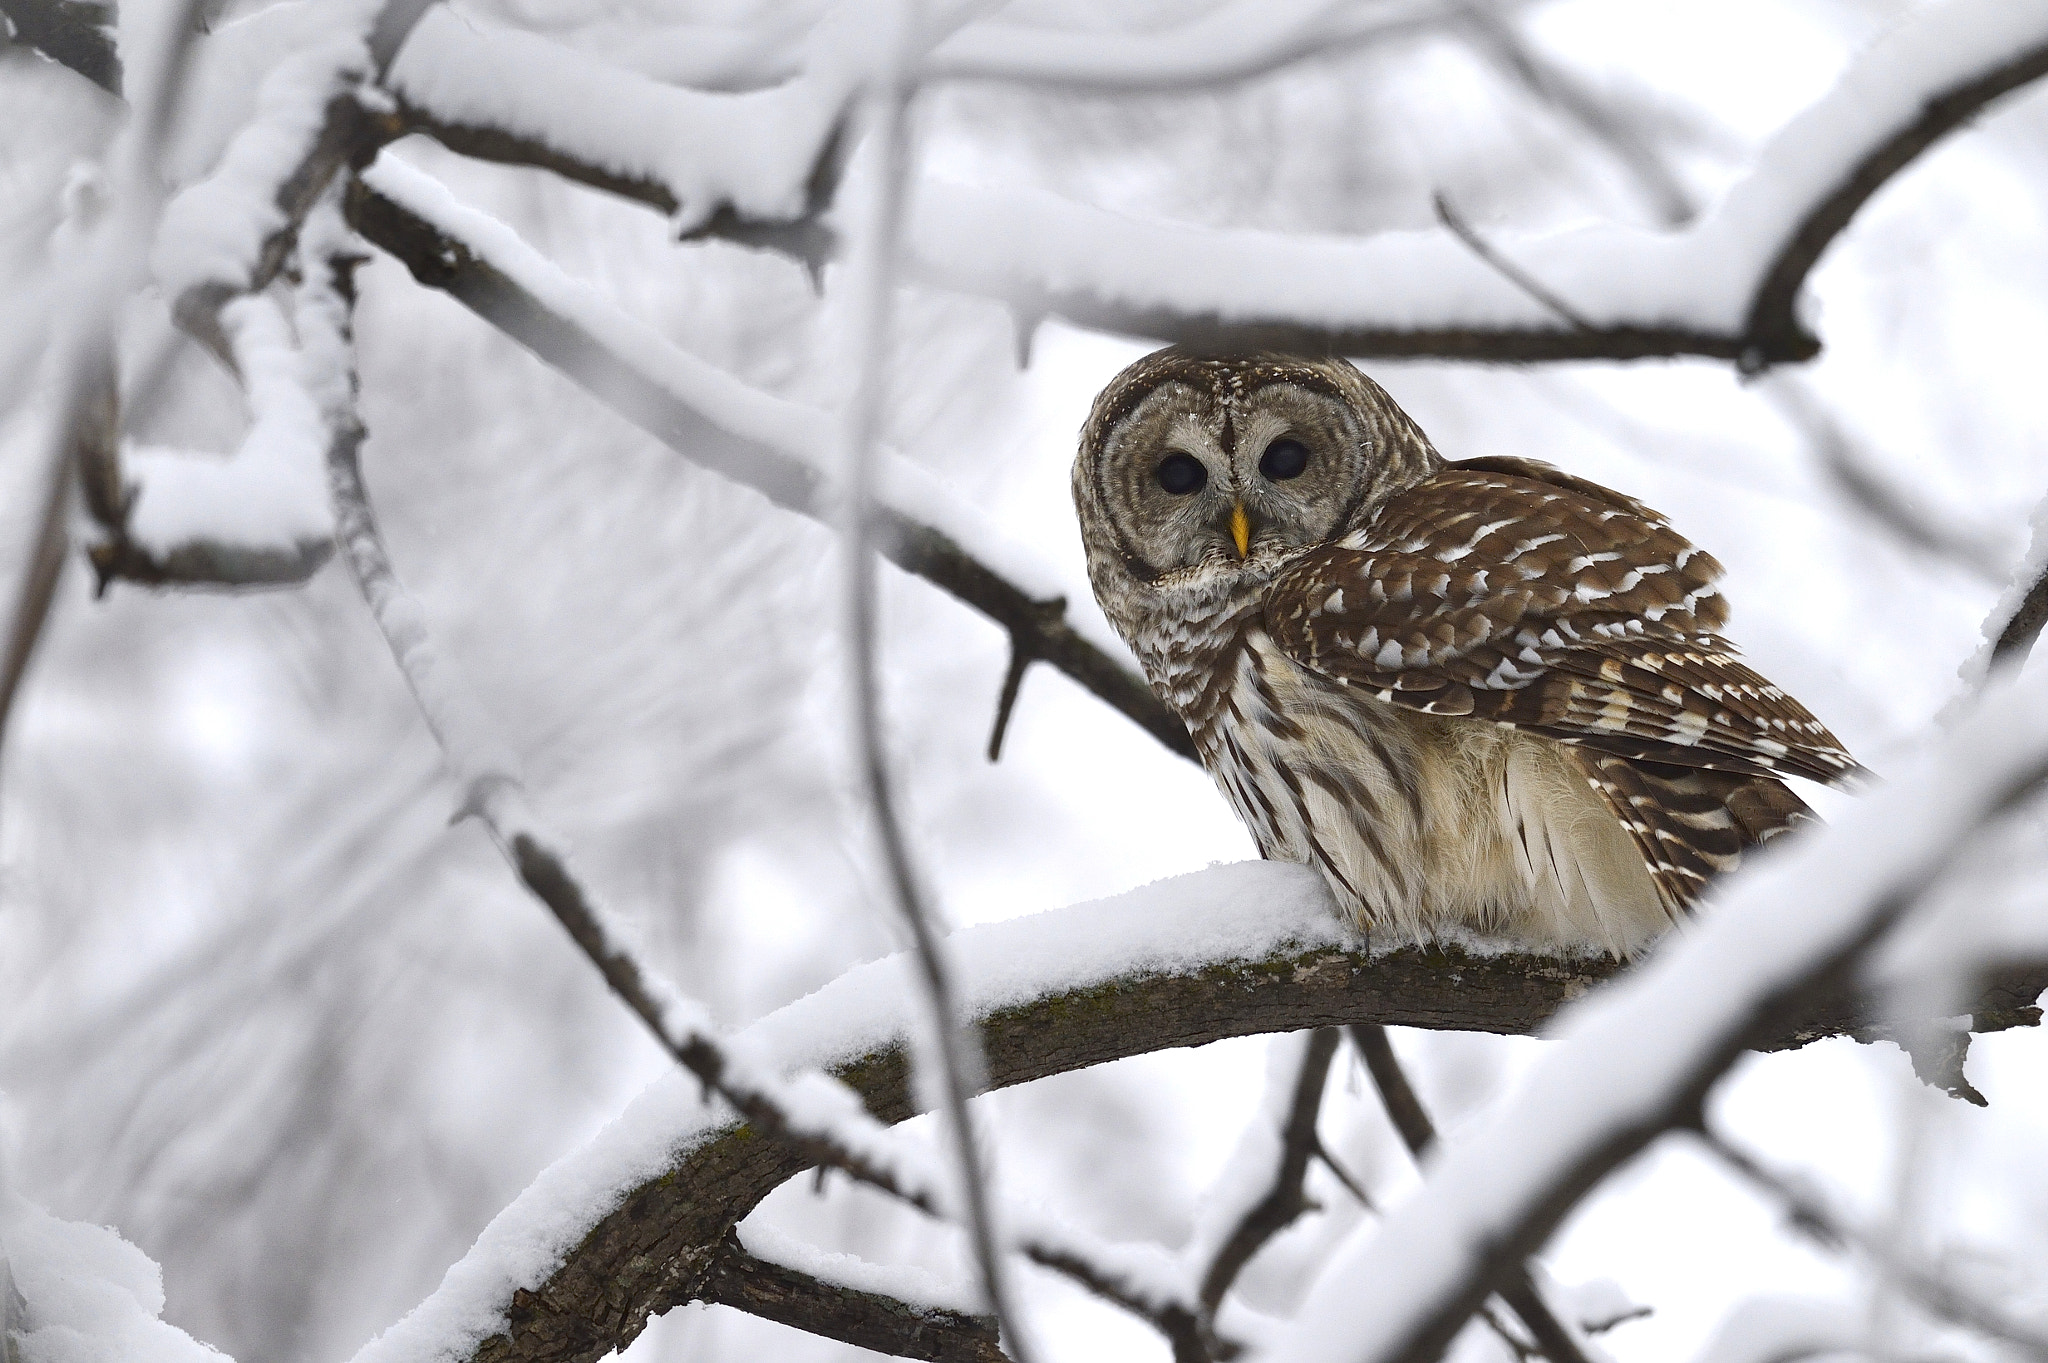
(1074, 350), (1442, 634)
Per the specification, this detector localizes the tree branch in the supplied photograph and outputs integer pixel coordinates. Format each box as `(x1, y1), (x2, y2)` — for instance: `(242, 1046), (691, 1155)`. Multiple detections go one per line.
(340, 173), (1196, 762)
(1695, 1126), (2048, 1356)
(1197, 1028), (1341, 1316)
(696, 1233), (1008, 1363)
(390, 916), (2042, 1363)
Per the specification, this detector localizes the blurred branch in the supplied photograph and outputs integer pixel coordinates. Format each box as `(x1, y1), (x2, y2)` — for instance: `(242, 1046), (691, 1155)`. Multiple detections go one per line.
(697, 1233), (1008, 1363)
(835, 38), (1032, 1360)
(1197, 1028), (1341, 1317)
(1349, 1024), (1592, 1363)
(438, 931), (2046, 1363)
(340, 175), (1196, 762)
(1459, 4), (1696, 227)
(0, 0), (118, 94)
(1695, 1126), (2048, 1355)
(920, 0), (1450, 93)
(1763, 375), (2009, 586)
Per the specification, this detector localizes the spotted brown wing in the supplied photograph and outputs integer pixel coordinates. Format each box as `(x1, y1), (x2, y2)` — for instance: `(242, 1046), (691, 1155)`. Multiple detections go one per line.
(1264, 461), (1865, 789)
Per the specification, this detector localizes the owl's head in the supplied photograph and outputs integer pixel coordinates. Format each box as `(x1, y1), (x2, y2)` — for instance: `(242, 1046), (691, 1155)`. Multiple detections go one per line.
(1073, 348), (1441, 628)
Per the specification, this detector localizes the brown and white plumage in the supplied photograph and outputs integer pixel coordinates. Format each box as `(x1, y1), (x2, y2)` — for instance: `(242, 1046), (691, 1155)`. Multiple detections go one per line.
(1073, 348), (1863, 955)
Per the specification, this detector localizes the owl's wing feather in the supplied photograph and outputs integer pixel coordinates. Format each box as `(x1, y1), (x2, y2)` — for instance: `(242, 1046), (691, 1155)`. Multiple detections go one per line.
(1265, 464), (1865, 789)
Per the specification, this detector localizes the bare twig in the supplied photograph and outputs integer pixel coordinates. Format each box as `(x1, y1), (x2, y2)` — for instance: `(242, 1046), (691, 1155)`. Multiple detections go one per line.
(1695, 1126), (2048, 1357)
(697, 1233), (1007, 1363)
(1763, 376), (2008, 586)
(835, 23), (1032, 1358)
(1460, 5), (1697, 228)
(1198, 1028), (1341, 1315)
(1432, 191), (1593, 332)
(1348, 1025), (1593, 1363)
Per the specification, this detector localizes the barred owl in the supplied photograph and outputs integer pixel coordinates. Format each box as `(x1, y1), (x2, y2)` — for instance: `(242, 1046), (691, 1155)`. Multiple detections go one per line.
(1073, 349), (1863, 955)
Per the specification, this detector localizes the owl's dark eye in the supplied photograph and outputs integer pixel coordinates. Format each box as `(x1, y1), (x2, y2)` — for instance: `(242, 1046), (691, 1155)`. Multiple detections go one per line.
(1155, 452), (1208, 495)
(1260, 438), (1311, 481)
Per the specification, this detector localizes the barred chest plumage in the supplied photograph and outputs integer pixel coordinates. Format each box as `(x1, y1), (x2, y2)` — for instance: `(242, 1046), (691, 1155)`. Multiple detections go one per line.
(1128, 588), (1671, 956)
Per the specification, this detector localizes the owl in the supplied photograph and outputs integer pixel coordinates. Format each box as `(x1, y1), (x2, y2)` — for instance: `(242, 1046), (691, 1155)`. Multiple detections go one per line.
(1073, 349), (1863, 955)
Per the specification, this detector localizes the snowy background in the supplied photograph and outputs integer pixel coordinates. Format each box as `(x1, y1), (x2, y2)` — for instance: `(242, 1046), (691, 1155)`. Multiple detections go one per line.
(3, 1), (2048, 1361)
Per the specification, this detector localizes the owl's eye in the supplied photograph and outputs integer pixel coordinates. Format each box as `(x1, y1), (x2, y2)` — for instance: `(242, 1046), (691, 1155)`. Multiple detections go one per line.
(1155, 452), (1208, 495)
(1260, 439), (1311, 481)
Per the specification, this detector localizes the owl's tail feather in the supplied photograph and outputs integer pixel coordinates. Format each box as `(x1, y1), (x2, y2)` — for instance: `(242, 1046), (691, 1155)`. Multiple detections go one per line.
(1575, 754), (1817, 918)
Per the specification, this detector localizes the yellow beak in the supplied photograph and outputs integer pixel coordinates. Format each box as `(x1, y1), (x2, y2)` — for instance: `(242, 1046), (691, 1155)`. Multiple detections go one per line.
(1230, 503), (1251, 558)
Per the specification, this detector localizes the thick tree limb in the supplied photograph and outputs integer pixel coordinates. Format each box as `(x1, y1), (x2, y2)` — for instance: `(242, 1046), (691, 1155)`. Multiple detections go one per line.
(414, 924), (2043, 1363)
(697, 1234), (1006, 1363)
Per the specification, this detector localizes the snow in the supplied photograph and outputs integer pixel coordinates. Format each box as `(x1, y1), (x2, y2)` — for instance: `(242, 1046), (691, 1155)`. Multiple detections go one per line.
(1949, 482), (2048, 701)
(388, 7), (853, 234)
(0, 1193), (227, 1363)
(349, 860), (1335, 1363)
(913, 0), (2048, 339)
(1687, 1295), (1860, 1363)
(738, 1221), (980, 1316)
(125, 292), (333, 554)
(1262, 652), (2048, 1363)
(354, 152), (1108, 637)
(150, 0), (381, 302)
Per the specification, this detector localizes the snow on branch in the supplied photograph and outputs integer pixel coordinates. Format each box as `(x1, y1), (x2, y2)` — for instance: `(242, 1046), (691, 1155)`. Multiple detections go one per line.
(1267, 659), (2048, 1363)
(919, 0), (1440, 92)
(385, 5), (854, 236)
(340, 155), (1196, 763)
(151, 0), (388, 361)
(94, 289), (335, 590)
(348, 856), (2046, 1363)
(913, 0), (2048, 366)
(367, 0), (2048, 367)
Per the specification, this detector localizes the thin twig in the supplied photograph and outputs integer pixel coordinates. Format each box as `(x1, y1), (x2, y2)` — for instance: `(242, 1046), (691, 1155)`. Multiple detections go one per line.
(1349, 1025), (1594, 1363)
(1432, 190), (1594, 331)
(835, 19), (1032, 1356)
(1696, 1126), (2048, 1358)
(1198, 1029), (1341, 1316)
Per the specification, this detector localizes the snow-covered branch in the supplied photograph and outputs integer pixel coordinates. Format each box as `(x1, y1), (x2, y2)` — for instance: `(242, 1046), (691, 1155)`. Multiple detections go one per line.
(339, 156), (1196, 763)
(912, 0), (2048, 366)
(0, 0), (119, 94)
(351, 856), (2046, 1363)
(385, 5), (855, 237)
(90, 288), (336, 590)
(363, 0), (2048, 368)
